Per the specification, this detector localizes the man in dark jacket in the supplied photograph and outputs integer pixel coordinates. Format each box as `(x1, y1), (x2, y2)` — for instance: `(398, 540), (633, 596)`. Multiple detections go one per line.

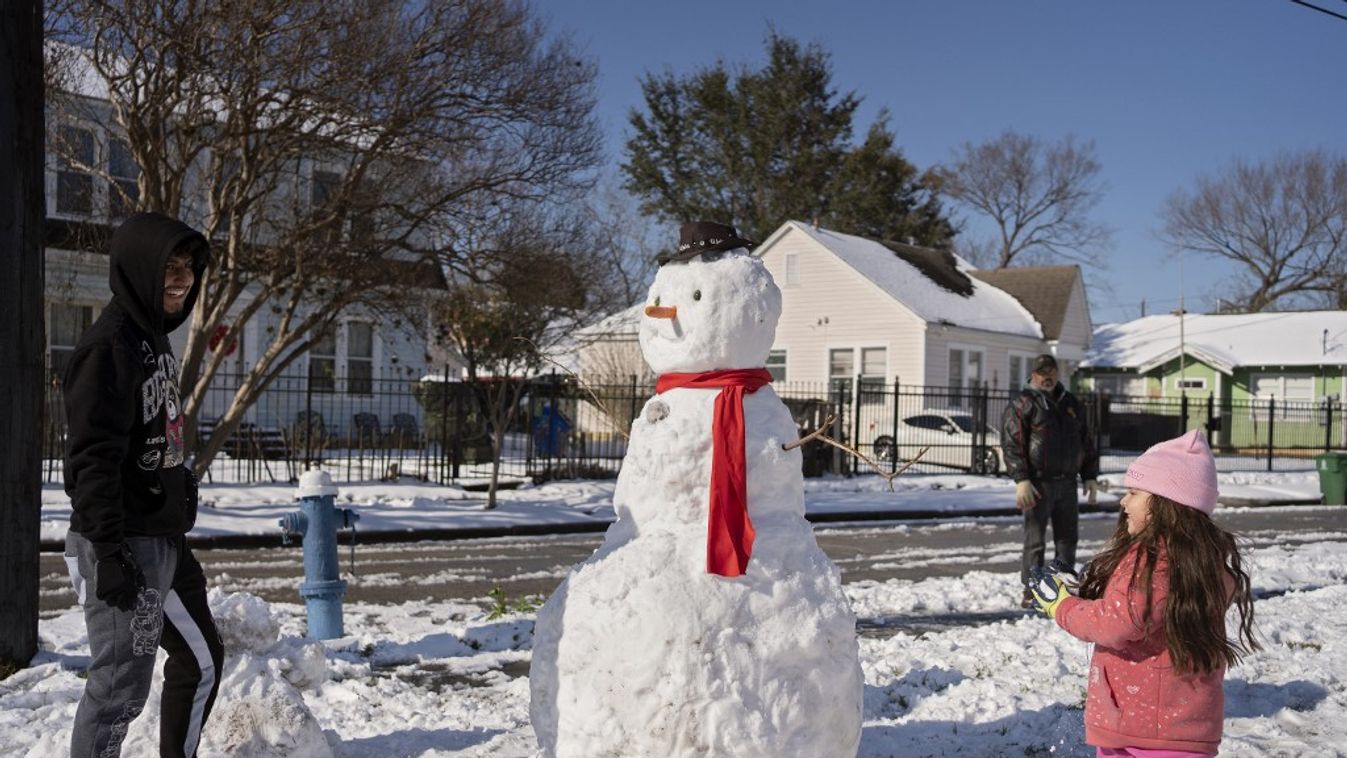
(1001, 353), (1100, 608)
(63, 212), (224, 758)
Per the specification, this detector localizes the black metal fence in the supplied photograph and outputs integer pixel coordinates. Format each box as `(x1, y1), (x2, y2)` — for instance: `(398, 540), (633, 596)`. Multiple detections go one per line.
(40, 373), (1343, 486)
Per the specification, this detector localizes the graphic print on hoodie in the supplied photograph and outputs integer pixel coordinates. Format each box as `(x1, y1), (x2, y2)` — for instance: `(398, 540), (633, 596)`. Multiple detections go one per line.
(63, 213), (210, 546)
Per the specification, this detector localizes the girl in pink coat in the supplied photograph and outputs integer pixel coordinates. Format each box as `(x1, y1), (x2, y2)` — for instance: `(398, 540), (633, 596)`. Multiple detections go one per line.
(1029, 430), (1259, 757)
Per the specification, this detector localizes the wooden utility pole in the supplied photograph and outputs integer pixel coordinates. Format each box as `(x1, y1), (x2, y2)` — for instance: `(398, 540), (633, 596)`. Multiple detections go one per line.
(0, 0), (46, 675)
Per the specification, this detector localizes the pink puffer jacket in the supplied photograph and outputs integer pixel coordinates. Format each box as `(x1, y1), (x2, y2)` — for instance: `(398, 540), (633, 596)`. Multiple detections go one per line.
(1055, 544), (1227, 755)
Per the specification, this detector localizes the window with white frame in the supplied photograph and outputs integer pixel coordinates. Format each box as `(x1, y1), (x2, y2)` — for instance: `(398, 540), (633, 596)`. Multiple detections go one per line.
(107, 138), (140, 219)
(347, 321), (374, 395)
(1009, 354), (1025, 389)
(47, 303), (94, 381)
(947, 347), (984, 407)
(784, 254), (799, 287)
(1174, 377), (1207, 391)
(766, 349), (787, 382)
(829, 348), (854, 398)
(859, 346), (887, 403)
(56, 125), (95, 216)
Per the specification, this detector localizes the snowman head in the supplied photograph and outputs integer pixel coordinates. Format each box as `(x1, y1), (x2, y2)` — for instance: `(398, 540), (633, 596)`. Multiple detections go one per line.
(639, 249), (781, 374)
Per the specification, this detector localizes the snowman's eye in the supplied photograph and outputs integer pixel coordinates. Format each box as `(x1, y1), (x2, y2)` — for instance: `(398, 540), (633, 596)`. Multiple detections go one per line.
(692, 290), (702, 301)
(654, 296), (661, 307)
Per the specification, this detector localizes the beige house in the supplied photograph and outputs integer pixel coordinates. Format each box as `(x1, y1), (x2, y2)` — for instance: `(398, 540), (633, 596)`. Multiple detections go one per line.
(573, 221), (1094, 395)
(753, 221), (1093, 391)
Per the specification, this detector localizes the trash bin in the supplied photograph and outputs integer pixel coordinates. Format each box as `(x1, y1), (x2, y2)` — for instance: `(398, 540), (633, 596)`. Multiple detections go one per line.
(1315, 451), (1347, 505)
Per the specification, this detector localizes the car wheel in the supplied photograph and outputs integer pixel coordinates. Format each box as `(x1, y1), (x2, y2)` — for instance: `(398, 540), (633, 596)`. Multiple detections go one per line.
(873, 435), (896, 462)
(980, 448), (1000, 476)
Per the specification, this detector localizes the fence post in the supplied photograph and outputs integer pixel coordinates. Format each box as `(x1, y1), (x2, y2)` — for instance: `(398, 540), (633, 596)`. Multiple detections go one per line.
(889, 377), (901, 474)
(304, 366), (314, 470)
(1206, 393), (1215, 447)
(1267, 396), (1276, 472)
(1179, 392), (1189, 435)
(451, 375), (463, 481)
(1327, 396), (1335, 453)
(851, 373), (862, 476)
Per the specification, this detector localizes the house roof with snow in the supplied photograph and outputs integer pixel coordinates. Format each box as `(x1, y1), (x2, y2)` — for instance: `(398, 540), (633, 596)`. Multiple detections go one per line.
(762, 222), (1043, 338)
(969, 266), (1082, 341)
(575, 303), (643, 340)
(1084, 311), (1347, 373)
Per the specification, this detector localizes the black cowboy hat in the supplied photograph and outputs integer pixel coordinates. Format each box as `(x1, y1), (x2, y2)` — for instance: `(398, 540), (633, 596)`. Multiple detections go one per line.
(656, 220), (758, 266)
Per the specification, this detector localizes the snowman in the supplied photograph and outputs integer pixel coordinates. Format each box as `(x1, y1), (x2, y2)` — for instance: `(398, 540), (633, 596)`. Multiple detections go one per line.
(530, 221), (863, 757)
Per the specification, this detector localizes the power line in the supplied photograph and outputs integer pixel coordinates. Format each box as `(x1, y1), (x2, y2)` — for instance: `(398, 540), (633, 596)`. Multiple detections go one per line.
(1289, 0), (1347, 22)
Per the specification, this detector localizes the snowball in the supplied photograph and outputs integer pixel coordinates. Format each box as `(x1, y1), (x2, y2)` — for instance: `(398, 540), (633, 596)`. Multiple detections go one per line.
(210, 588), (280, 654)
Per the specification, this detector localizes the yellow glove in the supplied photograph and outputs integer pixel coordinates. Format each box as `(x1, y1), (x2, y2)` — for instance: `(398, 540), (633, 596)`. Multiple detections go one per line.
(1015, 480), (1040, 511)
(1028, 566), (1070, 619)
(1082, 479), (1098, 505)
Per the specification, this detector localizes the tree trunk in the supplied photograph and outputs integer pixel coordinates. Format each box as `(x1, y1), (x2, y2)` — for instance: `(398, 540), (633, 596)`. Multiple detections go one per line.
(0, 0), (46, 676)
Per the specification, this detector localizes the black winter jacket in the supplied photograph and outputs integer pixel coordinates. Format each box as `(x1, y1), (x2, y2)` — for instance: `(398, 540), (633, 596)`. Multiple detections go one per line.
(1000, 382), (1100, 484)
(63, 213), (210, 545)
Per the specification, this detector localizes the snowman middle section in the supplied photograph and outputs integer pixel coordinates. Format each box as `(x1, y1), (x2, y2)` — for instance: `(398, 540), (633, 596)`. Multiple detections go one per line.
(530, 383), (864, 757)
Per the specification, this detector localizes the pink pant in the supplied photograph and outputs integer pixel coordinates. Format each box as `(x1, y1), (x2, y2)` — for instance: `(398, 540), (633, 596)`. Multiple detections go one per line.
(1098, 748), (1214, 758)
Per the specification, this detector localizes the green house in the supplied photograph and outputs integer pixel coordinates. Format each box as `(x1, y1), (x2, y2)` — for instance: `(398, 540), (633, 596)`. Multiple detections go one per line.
(1076, 311), (1347, 450)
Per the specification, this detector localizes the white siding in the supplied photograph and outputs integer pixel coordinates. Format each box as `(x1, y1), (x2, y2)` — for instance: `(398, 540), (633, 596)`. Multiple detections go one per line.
(924, 325), (1047, 389)
(1053, 274), (1093, 361)
(757, 227), (927, 386)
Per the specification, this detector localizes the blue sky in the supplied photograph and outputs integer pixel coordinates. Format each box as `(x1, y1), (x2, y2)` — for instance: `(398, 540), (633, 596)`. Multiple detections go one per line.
(543, 0), (1346, 324)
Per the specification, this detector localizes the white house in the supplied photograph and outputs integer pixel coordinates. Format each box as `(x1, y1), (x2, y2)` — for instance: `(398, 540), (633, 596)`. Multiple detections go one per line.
(42, 57), (450, 446)
(752, 221), (1092, 392)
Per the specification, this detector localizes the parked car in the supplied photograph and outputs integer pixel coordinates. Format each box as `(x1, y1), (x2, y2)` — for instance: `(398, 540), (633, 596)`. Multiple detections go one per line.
(873, 409), (1004, 475)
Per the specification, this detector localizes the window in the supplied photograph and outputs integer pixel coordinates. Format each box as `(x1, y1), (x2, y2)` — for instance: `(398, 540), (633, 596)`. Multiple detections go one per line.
(347, 321), (374, 395)
(47, 303), (93, 380)
(766, 349), (787, 382)
(1174, 377), (1207, 391)
(948, 349), (964, 389)
(784, 254), (799, 287)
(829, 348), (854, 398)
(859, 346), (887, 403)
(311, 170), (341, 208)
(309, 329), (337, 394)
(107, 138), (140, 219)
(1009, 355), (1024, 389)
(947, 347), (985, 408)
(904, 414), (946, 430)
(56, 126), (95, 215)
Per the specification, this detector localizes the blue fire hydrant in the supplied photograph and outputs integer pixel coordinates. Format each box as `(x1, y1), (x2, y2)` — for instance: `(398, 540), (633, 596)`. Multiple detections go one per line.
(278, 470), (359, 639)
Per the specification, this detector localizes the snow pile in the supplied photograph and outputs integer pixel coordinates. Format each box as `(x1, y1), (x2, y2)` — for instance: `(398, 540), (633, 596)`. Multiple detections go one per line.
(531, 251), (863, 756)
(199, 590), (332, 758)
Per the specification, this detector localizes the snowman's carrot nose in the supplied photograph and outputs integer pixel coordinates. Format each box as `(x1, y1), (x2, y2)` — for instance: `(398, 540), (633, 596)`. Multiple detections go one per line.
(645, 305), (677, 319)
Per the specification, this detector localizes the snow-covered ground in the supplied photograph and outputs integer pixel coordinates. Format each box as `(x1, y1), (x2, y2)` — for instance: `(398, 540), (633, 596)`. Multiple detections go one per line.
(36, 468), (1326, 544)
(11, 470), (1341, 757)
(5, 535), (1345, 757)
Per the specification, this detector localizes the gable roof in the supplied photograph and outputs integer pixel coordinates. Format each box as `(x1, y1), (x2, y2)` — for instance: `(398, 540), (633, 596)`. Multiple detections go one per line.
(1085, 311), (1347, 373)
(968, 266), (1081, 341)
(760, 221), (1042, 338)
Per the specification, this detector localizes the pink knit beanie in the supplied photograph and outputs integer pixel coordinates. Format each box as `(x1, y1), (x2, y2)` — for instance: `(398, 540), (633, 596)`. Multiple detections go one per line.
(1123, 430), (1219, 515)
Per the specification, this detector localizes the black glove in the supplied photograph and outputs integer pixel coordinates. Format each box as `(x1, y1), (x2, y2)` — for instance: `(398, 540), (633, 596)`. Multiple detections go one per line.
(93, 542), (145, 612)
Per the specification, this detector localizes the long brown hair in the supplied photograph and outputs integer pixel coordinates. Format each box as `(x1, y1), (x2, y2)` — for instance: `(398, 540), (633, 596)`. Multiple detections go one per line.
(1077, 494), (1259, 675)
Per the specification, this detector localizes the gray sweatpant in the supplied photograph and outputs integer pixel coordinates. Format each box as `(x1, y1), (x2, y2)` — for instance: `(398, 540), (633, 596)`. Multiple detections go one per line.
(65, 531), (224, 758)
(1020, 478), (1080, 587)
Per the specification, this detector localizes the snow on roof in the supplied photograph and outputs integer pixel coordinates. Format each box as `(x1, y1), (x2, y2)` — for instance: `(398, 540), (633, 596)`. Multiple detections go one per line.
(1085, 311), (1347, 371)
(778, 222), (1043, 338)
(575, 303), (643, 340)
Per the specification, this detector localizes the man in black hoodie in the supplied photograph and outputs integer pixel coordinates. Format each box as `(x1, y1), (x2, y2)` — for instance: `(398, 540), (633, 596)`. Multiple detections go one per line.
(63, 212), (224, 758)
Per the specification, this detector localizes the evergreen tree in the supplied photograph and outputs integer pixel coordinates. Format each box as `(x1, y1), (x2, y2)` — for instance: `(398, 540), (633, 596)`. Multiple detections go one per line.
(622, 33), (953, 247)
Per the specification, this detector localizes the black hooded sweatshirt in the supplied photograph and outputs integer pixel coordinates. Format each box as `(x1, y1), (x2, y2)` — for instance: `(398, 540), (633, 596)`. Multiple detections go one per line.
(63, 212), (210, 547)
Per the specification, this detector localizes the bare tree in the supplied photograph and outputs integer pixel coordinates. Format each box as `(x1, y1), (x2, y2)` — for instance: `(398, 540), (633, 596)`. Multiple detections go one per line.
(46, 0), (601, 473)
(1161, 150), (1347, 312)
(433, 214), (600, 508)
(938, 131), (1111, 268)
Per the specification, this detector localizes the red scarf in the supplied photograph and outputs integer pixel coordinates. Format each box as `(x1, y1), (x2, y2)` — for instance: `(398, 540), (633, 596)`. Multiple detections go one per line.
(655, 368), (773, 577)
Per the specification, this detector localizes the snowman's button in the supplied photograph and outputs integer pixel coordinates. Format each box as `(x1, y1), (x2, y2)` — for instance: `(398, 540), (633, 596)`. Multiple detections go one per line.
(643, 400), (669, 424)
